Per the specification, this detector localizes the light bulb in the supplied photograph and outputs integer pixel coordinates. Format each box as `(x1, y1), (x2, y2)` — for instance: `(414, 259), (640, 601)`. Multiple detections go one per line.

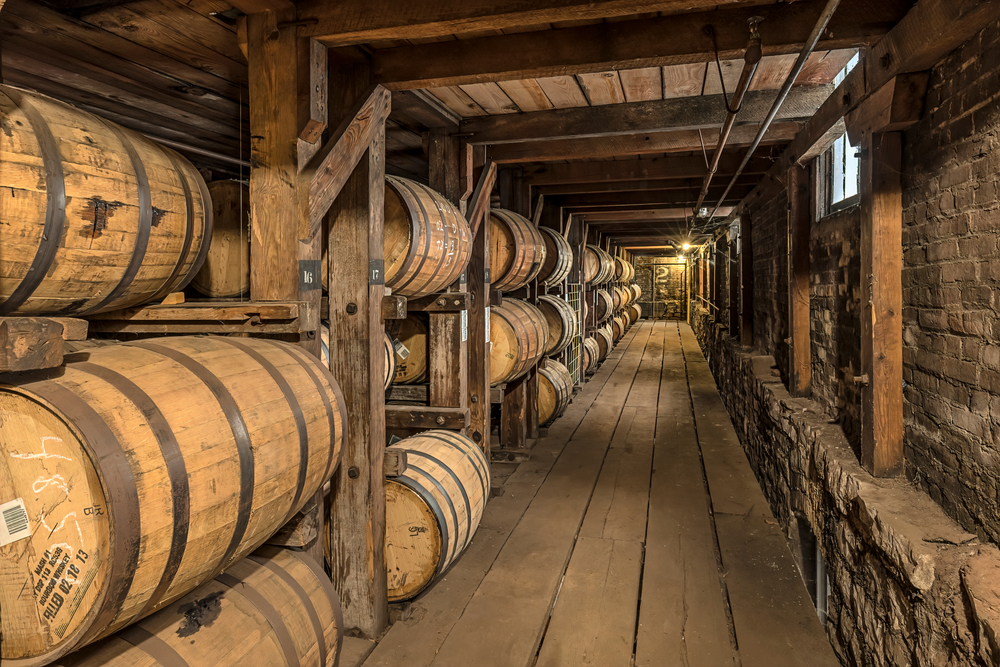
(682, 243), (690, 250)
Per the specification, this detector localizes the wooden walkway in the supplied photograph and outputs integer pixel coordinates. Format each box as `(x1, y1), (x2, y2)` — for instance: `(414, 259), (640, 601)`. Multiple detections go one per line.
(349, 321), (839, 667)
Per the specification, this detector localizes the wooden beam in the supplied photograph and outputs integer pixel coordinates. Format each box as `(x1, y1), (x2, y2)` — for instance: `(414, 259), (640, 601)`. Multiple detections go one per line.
(523, 154), (775, 186)
(466, 146), (492, 453)
(728, 237), (739, 334)
(467, 159), (497, 237)
(557, 187), (753, 209)
(488, 122), (800, 163)
(327, 61), (389, 637)
(859, 131), (903, 478)
(787, 164), (811, 397)
(367, 0), (898, 88)
(845, 72), (930, 144)
(581, 207), (733, 221)
(306, 85), (391, 237)
(537, 176), (760, 196)
(227, 0), (293, 12)
(464, 86), (831, 145)
(384, 405), (470, 430)
(392, 89), (461, 129)
(740, 0), (999, 210)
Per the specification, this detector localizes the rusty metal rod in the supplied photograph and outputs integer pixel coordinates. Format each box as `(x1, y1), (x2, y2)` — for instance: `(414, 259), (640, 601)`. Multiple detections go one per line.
(694, 18), (763, 211)
(708, 0), (843, 220)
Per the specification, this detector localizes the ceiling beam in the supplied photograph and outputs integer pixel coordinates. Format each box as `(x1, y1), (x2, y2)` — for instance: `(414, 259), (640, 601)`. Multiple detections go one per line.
(537, 175), (760, 196)
(523, 153), (777, 185)
(462, 85), (831, 145)
(300, 0), (785, 47)
(554, 187), (753, 208)
(581, 207), (733, 220)
(489, 123), (799, 163)
(366, 0), (903, 88)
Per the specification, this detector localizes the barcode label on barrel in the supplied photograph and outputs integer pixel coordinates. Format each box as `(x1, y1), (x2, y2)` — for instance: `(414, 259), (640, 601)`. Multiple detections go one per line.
(0, 498), (30, 546)
(393, 338), (410, 360)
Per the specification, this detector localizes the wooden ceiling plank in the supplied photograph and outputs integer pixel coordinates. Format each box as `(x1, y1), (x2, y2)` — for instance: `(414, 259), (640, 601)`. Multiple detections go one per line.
(497, 79), (556, 112)
(703, 58), (743, 95)
(370, 0), (899, 89)
(535, 75), (589, 108)
(748, 53), (798, 91)
(226, 0), (293, 12)
(3, 0), (245, 101)
(660, 62), (706, 98)
(463, 85), (830, 144)
(391, 89), (461, 128)
(522, 153), (775, 184)
(576, 71), (627, 105)
(458, 82), (520, 114)
(112, 0), (245, 63)
(425, 86), (489, 117)
(795, 48), (858, 85)
(619, 67), (662, 102)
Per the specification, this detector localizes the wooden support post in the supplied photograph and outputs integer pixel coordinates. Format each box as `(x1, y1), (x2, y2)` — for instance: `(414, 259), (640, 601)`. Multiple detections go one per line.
(740, 211), (754, 347)
(500, 378), (528, 450)
(728, 235), (739, 335)
(858, 131), (903, 477)
(466, 145), (492, 454)
(326, 59), (389, 637)
(788, 164), (812, 396)
(427, 129), (469, 413)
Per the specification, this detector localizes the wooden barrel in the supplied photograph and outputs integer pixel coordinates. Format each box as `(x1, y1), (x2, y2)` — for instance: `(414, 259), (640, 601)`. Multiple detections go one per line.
(630, 303), (642, 322)
(583, 337), (600, 373)
(190, 181), (249, 298)
(489, 299), (548, 385)
(614, 257), (634, 282)
(538, 360), (573, 426)
(612, 315), (627, 342)
(594, 327), (613, 361)
(612, 286), (623, 310)
(583, 245), (615, 285)
(631, 284), (642, 302)
(384, 176), (472, 298)
(386, 314), (428, 384)
(0, 336), (346, 666)
(490, 209), (546, 291)
(53, 547), (344, 667)
(537, 227), (572, 286)
(537, 295), (577, 357)
(594, 289), (613, 323)
(385, 430), (490, 601)
(0, 86), (212, 316)
(322, 324), (394, 390)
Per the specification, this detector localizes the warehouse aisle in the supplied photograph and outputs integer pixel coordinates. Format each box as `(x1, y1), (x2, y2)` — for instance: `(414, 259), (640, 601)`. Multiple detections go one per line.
(354, 321), (838, 667)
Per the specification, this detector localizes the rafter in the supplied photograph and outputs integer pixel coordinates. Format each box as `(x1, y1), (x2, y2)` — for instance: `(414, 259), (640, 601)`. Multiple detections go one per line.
(523, 154), (777, 185)
(536, 176), (760, 196)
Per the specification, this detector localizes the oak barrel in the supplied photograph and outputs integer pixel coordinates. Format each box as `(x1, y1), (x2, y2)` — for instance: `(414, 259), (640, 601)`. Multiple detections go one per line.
(631, 284), (642, 302)
(612, 314), (626, 342)
(630, 303), (642, 322)
(384, 176), (473, 298)
(537, 295), (577, 357)
(594, 289), (613, 323)
(53, 547), (344, 667)
(385, 430), (490, 601)
(538, 360), (573, 426)
(0, 336), (345, 666)
(0, 86), (212, 316)
(594, 327), (613, 361)
(537, 227), (572, 286)
(583, 245), (614, 285)
(190, 181), (249, 298)
(614, 257), (634, 282)
(583, 337), (600, 374)
(489, 209), (546, 291)
(387, 314), (428, 384)
(612, 286), (624, 310)
(322, 324), (394, 390)
(489, 299), (548, 385)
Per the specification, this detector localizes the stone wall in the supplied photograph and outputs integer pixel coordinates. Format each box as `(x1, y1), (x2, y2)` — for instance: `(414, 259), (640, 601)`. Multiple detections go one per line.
(901, 17), (1000, 543)
(694, 308), (1000, 667)
(635, 257), (687, 320)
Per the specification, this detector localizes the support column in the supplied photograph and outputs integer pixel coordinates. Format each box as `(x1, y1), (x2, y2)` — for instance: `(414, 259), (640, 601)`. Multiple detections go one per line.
(788, 164), (812, 396)
(741, 211), (754, 347)
(466, 146), (492, 454)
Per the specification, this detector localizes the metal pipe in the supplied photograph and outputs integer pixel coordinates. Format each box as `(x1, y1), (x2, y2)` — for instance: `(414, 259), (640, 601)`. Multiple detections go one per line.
(708, 0), (843, 220)
(695, 18), (764, 210)
(147, 136), (252, 168)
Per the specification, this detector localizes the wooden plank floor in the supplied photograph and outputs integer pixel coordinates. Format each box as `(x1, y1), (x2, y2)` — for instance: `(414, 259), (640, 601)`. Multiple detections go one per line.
(357, 321), (838, 667)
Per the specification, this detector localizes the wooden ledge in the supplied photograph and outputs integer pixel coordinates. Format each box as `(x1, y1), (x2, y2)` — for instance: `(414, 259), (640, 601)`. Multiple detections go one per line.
(86, 301), (313, 335)
(407, 292), (471, 312)
(385, 405), (470, 430)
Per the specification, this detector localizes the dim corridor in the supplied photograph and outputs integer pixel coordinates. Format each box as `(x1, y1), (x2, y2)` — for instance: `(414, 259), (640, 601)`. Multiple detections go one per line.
(350, 321), (839, 667)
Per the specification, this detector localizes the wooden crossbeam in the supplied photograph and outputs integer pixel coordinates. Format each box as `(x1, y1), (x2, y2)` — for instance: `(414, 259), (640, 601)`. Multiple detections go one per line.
(366, 0), (899, 88)
(306, 84), (391, 237)
(523, 154), (775, 186)
(740, 0), (999, 211)
(537, 176), (760, 196)
(227, 0), (293, 12)
(467, 159), (497, 237)
(392, 89), (461, 129)
(580, 207), (733, 221)
(463, 86), (831, 145)
(488, 123), (800, 163)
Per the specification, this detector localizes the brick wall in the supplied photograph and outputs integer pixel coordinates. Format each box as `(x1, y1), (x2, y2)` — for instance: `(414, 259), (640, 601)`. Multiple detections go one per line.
(810, 206), (863, 457)
(901, 17), (1000, 541)
(635, 257), (688, 320)
(747, 189), (790, 379)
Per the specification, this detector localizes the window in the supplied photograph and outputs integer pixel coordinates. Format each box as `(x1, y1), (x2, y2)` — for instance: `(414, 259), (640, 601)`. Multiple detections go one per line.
(821, 53), (861, 213)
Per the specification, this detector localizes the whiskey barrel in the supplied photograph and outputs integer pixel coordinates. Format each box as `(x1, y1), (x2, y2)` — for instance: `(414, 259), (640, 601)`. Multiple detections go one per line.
(612, 286), (624, 310)
(537, 295), (577, 357)
(190, 181), (249, 298)
(594, 289), (613, 323)
(0, 86), (212, 316)
(631, 284), (642, 302)
(614, 257), (634, 282)
(583, 245), (614, 285)
(630, 303), (642, 322)
(53, 547), (344, 667)
(583, 337), (600, 373)
(322, 324), (394, 390)
(489, 299), (548, 385)
(0, 336), (345, 666)
(538, 360), (573, 426)
(489, 209), (546, 291)
(384, 176), (472, 298)
(612, 314), (627, 342)
(385, 430), (490, 601)
(537, 227), (572, 286)
(386, 314), (428, 384)
(594, 327), (613, 361)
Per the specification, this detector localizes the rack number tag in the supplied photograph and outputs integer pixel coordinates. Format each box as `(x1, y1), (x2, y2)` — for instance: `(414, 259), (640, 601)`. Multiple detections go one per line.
(370, 260), (385, 286)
